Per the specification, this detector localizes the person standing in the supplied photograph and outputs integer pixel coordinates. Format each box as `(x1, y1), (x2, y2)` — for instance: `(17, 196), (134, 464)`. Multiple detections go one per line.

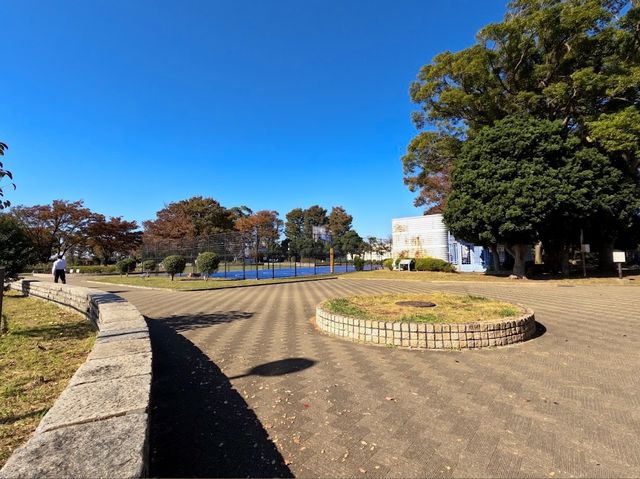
(52, 255), (67, 284)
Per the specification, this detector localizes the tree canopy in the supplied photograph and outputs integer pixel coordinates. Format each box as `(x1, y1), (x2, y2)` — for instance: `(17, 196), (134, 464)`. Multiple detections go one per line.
(12, 200), (93, 262)
(444, 116), (640, 276)
(404, 0), (640, 273)
(87, 215), (142, 265)
(235, 210), (283, 259)
(143, 196), (235, 241)
(0, 214), (34, 277)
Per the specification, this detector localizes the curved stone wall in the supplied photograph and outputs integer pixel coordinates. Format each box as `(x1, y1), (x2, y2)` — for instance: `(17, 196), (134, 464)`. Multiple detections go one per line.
(0, 280), (151, 478)
(316, 302), (536, 349)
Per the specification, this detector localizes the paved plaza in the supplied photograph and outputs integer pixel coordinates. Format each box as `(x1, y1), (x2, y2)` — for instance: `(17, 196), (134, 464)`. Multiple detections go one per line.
(74, 277), (640, 477)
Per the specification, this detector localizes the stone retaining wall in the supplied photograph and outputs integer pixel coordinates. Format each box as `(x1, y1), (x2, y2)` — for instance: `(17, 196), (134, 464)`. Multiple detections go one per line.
(316, 303), (536, 349)
(0, 280), (151, 478)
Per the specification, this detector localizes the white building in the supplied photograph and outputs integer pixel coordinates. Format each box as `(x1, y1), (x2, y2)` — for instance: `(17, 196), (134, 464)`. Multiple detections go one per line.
(391, 214), (489, 273)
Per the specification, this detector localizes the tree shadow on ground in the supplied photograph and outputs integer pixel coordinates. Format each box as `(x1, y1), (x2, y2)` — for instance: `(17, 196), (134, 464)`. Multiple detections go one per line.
(161, 311), (254, 332)
(147, 319), (294, 478)
(0, 408), (48, 425)
(11, 322), (94, 341)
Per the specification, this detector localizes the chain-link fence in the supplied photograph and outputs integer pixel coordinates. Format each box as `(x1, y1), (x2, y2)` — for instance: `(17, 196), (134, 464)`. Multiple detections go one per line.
(141, 231), (381, 280)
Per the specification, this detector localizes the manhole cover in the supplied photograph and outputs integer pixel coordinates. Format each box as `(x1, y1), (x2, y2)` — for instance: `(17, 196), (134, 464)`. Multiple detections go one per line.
(395, 301), (436, 308)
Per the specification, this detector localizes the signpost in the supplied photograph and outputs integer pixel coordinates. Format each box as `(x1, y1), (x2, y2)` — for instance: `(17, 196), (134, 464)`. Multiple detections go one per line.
(579, 229), (588, 278)
(613, 251), (626, 279)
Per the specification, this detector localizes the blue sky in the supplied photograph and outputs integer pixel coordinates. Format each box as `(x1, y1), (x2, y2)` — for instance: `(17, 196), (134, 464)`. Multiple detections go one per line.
(1, 0), (507, 238)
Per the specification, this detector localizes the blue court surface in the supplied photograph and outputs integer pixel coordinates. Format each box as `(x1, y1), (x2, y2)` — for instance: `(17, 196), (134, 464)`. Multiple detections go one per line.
(209, 264), (358, 280)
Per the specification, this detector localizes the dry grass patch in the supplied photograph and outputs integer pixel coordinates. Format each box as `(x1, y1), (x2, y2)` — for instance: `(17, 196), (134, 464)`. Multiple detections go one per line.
(0, 292), (95, 467)
(324, 292), (523, 323)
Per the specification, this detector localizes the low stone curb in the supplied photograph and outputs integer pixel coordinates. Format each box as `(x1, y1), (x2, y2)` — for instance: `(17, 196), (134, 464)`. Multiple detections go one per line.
(316, 302), (536, 349)
(0, 280), (151, 479)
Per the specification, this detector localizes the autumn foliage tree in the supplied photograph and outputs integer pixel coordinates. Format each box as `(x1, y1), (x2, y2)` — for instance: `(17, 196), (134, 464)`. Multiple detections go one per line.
(12, 200), (93, 262)
(235, 210), (283, 259)
(87, 215), (142, 265)
(143, 196), (235, 241)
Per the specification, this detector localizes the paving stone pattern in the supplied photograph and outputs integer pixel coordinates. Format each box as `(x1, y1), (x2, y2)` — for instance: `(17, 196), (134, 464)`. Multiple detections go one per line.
(73, 278), (640, 478)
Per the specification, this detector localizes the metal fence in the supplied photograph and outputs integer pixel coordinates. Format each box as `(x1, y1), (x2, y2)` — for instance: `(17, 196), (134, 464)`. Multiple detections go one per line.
(141, 232), (381, 280)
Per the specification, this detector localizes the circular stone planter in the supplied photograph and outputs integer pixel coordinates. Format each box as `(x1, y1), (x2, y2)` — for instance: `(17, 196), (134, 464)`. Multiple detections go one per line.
(315, 300), (536, 350)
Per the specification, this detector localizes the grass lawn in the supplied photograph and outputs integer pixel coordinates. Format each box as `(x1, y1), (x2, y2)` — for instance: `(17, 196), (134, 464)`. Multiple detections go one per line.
(0, 292), (95, 467)
(323, 292), (523, 323)
(89, 274), (338, 291)
(343, 269), (640, 285)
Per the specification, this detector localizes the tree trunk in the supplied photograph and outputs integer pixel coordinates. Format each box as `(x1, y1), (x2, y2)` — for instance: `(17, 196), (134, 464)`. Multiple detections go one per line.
(534, 241), (543, 264)
(490, 244), (501, 272)
(506, 243), (527, 278)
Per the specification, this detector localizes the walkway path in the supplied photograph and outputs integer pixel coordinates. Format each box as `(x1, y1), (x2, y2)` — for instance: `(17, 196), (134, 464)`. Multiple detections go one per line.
(70, 277), (640, 478)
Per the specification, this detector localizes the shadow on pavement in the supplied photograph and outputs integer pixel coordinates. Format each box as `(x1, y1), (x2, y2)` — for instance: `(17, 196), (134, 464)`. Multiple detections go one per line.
(532, 321), (547, 339)
(161, 311), (254, 332)
(147, 319), (294, 478)
(229, 358), (316, 380)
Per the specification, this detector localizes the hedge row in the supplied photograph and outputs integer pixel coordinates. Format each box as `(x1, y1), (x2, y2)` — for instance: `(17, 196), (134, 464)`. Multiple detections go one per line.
(382, 257), (455, 273)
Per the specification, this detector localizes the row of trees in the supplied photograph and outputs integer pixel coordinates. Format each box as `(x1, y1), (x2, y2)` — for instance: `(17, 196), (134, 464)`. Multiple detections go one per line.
(3, 195), (384, 273)
(142, 196), (375, 260)
(8, 200), (141, 265)
(403, 0), (640, 277)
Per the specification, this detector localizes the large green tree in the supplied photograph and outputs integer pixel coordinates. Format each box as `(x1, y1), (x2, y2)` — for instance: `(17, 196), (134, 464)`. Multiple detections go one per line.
(284, 205), (329, 259)
(405, 0), (640, 266)
(0, 214), (34, 278)
(444, 116), (640, 277)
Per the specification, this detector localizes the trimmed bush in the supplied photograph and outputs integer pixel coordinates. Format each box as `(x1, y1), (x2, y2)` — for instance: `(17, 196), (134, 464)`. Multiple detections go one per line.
(383, 258), (394, 270)
(116, 258), (137, 276)
(415, 257), (456, 273)
(352, 256), (365, 271)
(142, 260), (157, 272)
(163, 255), (186, 281)
(196, 252), (220, 280)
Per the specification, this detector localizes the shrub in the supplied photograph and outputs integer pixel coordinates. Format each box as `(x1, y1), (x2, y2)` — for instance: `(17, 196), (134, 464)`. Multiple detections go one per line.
(142, 260), (157, 272)
(383, 258), (394, 270)
(0, 215), (35, 279)
(116, 258), (137, 276)
(414, 257), (456, 273)
(163, 255), (186, 281)
(352, 256), (365, 271)
(196, 252), (220, 280)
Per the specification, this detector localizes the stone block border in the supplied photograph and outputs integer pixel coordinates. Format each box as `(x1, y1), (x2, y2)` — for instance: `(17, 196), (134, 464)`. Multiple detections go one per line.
(0, 280), (151, 478)
(315, 301), (536, 349)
